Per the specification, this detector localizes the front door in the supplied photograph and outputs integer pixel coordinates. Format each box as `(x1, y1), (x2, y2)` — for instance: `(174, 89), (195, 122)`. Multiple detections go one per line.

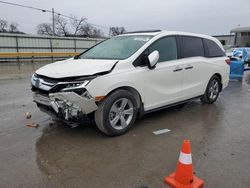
(137, 36), (184, 111)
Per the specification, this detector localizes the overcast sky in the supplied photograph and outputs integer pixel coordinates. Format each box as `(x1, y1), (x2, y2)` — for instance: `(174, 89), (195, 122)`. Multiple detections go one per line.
(0, 0), (250, 36)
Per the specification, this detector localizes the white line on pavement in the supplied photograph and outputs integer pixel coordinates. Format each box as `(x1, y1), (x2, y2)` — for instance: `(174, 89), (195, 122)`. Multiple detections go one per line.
(153, 128), (171, 135)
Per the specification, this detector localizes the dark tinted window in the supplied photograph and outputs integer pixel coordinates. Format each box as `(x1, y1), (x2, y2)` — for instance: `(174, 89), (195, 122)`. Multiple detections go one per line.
(149, 36), (177, 62)
(204, 39), (225, 57)
(180, 36), (204, 58)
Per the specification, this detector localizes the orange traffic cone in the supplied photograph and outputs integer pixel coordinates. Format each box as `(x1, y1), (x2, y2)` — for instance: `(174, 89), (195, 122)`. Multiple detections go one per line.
(165, 140), (204, 188)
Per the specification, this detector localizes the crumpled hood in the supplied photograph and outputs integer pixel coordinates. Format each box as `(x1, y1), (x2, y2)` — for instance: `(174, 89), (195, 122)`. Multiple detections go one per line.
(36, 58), (118, 78)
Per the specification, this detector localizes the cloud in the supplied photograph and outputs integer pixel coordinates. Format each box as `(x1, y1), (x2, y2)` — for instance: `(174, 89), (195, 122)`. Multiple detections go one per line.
(0, 0), (249, 35)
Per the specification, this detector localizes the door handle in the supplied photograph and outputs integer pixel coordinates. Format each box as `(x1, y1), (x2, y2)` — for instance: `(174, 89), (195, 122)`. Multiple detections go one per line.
(185, 66), (194, 70)
(173, 67), (183, 72)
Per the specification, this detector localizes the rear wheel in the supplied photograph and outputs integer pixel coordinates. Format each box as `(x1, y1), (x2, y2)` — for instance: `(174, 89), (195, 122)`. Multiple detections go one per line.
(95, 89), (138, 136)
(201, 75), (221, 104)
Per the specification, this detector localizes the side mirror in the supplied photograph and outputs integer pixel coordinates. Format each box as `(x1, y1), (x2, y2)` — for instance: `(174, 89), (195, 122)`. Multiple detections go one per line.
(148, 50), (159, 69)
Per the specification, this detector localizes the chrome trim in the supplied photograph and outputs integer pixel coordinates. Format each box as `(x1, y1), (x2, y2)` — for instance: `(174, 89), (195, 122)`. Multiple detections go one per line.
(31, 74), (89, 92)
(31, 74), (56, 91)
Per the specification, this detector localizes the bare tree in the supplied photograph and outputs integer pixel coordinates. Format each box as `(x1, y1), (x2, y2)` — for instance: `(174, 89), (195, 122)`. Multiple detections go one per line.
(0, 19), (8, 32)
(9, 22), (19, 33)
(36, 15), (104, 38)
(79, 24), (92, 37)
(55, 15), (69, 36)
(70, 16), (87, 36)
(79, 24), (103, 38)
(109, 27), (126, 36)
(37, 23), (54, 36)
(91, 28), (103, 38)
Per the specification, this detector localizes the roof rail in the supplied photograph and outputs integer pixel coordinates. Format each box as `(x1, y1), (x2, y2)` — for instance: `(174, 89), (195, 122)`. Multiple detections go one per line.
(124, 30), (161, 34)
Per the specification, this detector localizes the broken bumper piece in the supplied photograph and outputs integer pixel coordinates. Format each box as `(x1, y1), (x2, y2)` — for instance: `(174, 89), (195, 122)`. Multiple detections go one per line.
(33, 92), (98, 121)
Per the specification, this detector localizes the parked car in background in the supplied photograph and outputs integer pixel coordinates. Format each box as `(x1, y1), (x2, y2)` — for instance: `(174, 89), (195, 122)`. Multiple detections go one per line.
(31, 30), (230, 136)
(232, 48), (250, 64)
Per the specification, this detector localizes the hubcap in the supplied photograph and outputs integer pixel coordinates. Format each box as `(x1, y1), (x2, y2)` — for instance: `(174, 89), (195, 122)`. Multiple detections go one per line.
(109, 98), (134, 130)
(209, 80), (219, 100)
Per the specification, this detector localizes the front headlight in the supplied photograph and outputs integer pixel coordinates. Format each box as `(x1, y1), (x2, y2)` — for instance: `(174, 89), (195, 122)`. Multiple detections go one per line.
(60, 80), (90, 95)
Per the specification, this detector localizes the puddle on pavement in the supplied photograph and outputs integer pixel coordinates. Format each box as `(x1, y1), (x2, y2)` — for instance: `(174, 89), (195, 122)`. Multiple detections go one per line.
(33, 100), (226, 187)
(0, 62), (247, 187)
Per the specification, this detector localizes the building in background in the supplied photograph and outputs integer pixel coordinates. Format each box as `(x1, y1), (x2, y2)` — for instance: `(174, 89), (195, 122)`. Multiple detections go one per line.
(213, 34), (234, 46)
(214, 27), (250, 47)
(230, 27), (250, 47)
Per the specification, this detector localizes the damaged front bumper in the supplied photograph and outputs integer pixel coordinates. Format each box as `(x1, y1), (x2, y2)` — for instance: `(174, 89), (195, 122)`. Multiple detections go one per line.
(33, 92), (98, 121)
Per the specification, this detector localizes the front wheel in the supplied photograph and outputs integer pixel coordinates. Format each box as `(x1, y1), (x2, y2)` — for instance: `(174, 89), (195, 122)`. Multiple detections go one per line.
(201, 75), (221, 104)
(94, 89), (138, 136)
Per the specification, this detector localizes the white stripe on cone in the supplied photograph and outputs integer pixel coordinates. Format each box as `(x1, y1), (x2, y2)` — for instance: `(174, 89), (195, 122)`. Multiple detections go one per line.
(179, 152), (192, 165)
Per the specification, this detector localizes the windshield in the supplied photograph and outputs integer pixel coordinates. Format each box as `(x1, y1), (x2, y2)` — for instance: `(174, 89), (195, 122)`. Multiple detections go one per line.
(78, 35), (152, 60)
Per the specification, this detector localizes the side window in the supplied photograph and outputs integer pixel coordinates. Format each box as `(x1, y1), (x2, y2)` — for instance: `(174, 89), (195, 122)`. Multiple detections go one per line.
(180, 36), (205, 58)
(149, 36), (178, 62)
(204, 39), (225, 57)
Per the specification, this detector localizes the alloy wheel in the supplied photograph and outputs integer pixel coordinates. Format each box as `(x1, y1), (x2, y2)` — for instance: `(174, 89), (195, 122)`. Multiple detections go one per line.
(109, 98), (134, 130)
(209, 79), (219, 100)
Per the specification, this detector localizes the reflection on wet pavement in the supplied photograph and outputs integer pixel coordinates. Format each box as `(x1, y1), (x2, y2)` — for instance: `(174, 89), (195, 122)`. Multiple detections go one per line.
(0, 65), (250, 188)
(35, 104), (224, 188)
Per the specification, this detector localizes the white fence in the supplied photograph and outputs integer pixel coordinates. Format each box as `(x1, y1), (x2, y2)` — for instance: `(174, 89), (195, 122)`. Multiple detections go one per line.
(0, 33), (103, 62)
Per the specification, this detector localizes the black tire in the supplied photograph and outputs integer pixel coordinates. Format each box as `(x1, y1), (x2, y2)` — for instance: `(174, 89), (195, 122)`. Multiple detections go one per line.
(94, 89), (138, 136)
(201, 75), (221, 104)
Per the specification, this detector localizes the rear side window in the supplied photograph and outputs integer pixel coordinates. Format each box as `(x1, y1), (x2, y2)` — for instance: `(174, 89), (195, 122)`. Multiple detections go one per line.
(180, 36), (205, 58)
(204, 39), (225, 57)
(149, 36), (177, 62)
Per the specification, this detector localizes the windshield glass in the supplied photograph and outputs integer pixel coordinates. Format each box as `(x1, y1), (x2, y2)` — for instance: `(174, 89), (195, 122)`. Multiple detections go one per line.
(78, 35), (152, 60)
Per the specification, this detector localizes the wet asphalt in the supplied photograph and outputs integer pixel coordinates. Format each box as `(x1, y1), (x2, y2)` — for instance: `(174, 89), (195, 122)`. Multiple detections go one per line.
(0, 65), (250, 188)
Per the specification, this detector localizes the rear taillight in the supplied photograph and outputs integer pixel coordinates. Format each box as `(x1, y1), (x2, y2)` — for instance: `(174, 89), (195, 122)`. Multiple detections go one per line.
(225, 58), (230, 65)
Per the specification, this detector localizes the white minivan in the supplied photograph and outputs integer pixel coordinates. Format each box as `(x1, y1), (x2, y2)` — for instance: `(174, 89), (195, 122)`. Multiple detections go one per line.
(31, 30), (230, 136)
